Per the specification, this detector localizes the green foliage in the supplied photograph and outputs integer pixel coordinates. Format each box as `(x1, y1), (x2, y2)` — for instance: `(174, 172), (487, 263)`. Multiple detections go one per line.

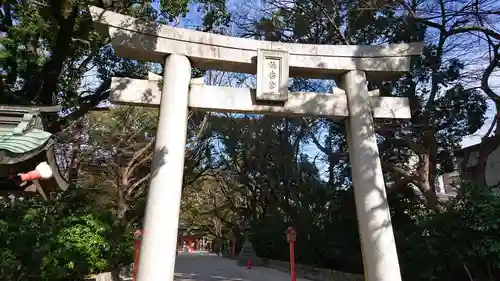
(252, 189), (364, 273)
(0, 190), (134, 281)
(41, 213), (110, 279)
(398, 183), (500, 281)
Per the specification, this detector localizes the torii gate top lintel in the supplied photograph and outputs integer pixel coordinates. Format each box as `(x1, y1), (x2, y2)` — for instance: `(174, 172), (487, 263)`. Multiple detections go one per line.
(89, 6), (423, 79)
(90, 6), (422, 120)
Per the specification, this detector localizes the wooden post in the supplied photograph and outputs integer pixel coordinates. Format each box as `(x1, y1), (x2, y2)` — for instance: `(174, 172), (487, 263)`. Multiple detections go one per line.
(229, 231), (237, 258)
(133, 229), (142, 281)
(232, 240), (236, 258)
(289, 241), (296, 281)
(286, 227), (297, 281)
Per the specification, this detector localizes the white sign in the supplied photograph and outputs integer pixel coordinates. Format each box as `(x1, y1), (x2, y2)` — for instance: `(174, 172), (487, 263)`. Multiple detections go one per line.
(256, 49), (289, 101)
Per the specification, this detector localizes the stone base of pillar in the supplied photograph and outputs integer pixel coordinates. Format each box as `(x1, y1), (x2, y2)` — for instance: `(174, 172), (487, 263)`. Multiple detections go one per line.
(236, 239), (262, 266)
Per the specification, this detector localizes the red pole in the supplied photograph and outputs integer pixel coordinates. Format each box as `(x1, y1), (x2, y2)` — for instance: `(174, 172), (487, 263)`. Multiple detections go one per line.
(132, 229), (142, 281)
(289, 241), (296, 281)
(232, 240), (236, 258)
(132, 238), (141, 281)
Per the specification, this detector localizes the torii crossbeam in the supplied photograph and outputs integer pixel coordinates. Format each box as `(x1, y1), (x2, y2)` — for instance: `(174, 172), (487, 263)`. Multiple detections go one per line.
(90, 6), (423, 281)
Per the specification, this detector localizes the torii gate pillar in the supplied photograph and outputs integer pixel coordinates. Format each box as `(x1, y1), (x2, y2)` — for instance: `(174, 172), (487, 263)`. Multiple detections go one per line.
(135, 54), (191, 281)
(343, 70), (401, 281)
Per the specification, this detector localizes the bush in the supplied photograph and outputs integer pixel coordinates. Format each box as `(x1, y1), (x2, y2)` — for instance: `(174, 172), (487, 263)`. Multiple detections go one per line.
(399, 183), (500, 281)
(0, 190), (134, 281)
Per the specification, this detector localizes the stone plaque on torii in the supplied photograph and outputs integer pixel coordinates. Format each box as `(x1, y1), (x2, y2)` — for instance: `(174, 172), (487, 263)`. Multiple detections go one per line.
(90, 6), (423, 281)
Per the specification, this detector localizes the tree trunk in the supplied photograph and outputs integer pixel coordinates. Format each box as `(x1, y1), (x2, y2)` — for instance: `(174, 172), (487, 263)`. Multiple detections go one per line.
(116, 190), (128, 226)
(67, 118), (84, 187)
(116, 167), (129, 227)
(415, 153), (445, 212)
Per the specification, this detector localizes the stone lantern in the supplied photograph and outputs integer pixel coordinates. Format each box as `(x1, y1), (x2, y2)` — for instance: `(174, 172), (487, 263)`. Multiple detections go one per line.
(236, 219), (262, 266)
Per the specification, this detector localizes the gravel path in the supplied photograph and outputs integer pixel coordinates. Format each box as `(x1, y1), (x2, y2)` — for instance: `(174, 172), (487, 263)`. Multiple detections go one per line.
(174, 252), (311, 281)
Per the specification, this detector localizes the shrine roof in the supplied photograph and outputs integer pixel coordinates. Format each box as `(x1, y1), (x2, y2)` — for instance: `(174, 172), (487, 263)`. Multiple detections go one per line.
(0, 105), (57, 163)
(0, 105), (68, 197)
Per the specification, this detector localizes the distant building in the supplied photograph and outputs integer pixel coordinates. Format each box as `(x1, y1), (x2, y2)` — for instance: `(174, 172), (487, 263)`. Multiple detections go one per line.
(455, 140), (500, 186)
(400, 138), (500, 202)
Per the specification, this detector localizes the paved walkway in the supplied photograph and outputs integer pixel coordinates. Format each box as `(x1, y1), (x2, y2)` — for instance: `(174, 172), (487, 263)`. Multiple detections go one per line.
(174, 252), (311, 281)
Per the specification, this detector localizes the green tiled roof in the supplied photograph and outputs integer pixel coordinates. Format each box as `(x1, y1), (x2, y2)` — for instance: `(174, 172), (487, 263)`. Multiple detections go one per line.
(0, 105), (58, 164)
(0, 127), (52, 154)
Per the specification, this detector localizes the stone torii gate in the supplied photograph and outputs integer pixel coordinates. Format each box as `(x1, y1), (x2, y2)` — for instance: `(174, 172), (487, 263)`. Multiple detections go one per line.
(90, 6), (422, 281)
